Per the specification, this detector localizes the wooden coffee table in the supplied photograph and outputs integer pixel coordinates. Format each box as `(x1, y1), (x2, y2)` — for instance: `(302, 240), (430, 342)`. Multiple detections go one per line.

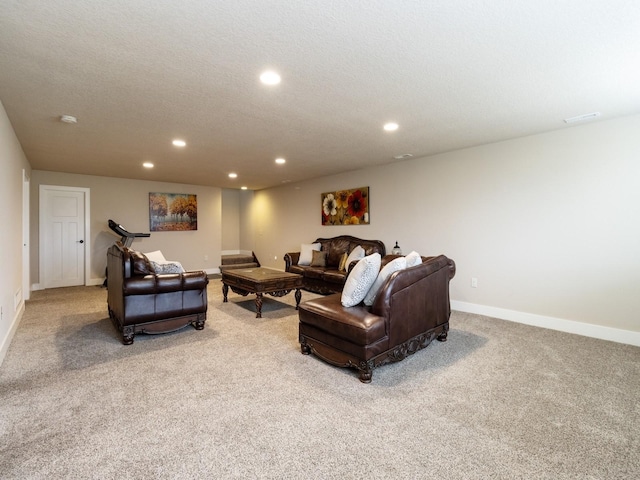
(221, 267), (303, 318)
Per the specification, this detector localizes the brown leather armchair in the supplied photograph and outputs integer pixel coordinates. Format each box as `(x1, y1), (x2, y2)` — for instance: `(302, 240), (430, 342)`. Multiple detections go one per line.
(298, 254), (455, 382)
(107, 243), (209, 344)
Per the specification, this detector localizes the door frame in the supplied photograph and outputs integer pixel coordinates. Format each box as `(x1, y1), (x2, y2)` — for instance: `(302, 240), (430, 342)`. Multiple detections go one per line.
(39, 184), (91, 289)
(22, 169), (30, 301)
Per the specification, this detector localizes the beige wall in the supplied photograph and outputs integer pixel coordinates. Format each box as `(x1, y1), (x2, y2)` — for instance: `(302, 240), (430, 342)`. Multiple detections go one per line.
(30, 171), (222, 286)
(249, 115), (640, 339)
(221, 188), (240, 252)
(0, 100), (31, 363)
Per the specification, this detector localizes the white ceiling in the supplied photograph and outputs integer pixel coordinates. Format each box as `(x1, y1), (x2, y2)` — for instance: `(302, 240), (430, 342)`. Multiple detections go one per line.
(1, 1), (639, 190)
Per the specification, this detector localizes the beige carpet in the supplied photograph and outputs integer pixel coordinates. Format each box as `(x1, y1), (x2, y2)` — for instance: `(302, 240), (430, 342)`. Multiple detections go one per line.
(1, 284), (638, 479)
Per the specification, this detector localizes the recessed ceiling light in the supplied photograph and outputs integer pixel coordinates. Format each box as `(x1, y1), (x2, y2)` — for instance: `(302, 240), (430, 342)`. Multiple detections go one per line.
(172, 139), (186, 147)
(393, 154), (413, 159)
(241, 186), (248, 190)
(142, 162), (154, 168)
(384, 122), (399, 131)
(275, 158), (286, 164)
(60, 115), (77, 124)
(260, 70), (281, 85)
(228, 173), (238, 179)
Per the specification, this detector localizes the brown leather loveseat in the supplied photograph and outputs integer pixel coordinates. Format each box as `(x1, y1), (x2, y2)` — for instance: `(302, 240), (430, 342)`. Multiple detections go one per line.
(298, 254), (456, 382)
(107, 243), (209, 344)
(284, 235), (386, 294)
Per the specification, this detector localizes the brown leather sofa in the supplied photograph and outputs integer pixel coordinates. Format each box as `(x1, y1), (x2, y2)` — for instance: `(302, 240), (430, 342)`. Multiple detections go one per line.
(298, 254), (456, 382)
(284, 235), (386, 294)
(107, 243), (209, 344)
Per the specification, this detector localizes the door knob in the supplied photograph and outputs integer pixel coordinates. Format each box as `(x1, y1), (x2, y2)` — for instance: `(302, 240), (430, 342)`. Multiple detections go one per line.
(78, 240), (84, 244)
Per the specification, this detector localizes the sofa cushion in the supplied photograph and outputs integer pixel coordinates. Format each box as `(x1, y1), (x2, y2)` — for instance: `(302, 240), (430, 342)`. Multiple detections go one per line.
(341, 253), (381, 307)
(310, 250), (327, 267)
(304, 267), (326, 280)
(363, 256), (407, 306)
(299, 294), (387, 346)
(299, 243), (321, 265)
(405, 251), (422, 268)
(327, 237), (351, 267)
(322, 269), (348, 285)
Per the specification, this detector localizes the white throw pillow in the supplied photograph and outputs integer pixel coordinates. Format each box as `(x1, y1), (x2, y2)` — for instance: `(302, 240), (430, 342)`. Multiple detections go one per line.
(151, 260), (185, 274)
(405, 251), (422, 268)
(363, 256), (407, 306)
(345, 245), (365, 270)
(341, 253), (381, 307)
(144, 250), (167, 263)
(298, 243), (321, 265)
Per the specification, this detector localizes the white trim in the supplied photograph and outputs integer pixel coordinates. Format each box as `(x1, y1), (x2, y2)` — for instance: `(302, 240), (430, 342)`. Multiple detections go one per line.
(451, 300), (640, 347)
(22, 169), (30, 301)
(0, 301), (24, 367)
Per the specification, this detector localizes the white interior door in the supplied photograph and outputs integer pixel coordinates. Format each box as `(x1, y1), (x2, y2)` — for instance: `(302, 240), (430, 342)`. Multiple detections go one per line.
(40, 186), (88, 288)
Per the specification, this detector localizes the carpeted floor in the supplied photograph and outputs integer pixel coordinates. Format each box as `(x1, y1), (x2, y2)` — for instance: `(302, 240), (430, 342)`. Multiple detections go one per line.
(1, 284), (638, 479)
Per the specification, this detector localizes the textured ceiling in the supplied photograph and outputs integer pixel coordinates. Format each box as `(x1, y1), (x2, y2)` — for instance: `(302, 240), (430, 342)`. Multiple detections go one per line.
(1, 1), (639, 190)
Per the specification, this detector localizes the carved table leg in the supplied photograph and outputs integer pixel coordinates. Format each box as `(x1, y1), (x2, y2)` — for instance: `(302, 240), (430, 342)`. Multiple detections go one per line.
(295, 288), (302, 309)
(255, 293), (263, 318)
(222, 283), (228, 302)
(437, 331), (448, 342)
(301, 342), (311, 355)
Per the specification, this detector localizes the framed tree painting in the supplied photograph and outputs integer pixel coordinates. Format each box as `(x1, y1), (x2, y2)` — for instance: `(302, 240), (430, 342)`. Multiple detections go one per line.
(321, 187), (369, 225)
(149, 192), (198, 231)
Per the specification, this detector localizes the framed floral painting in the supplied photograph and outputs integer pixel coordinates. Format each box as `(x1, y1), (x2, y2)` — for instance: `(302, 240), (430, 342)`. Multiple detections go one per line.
(321, 187), (369, 225)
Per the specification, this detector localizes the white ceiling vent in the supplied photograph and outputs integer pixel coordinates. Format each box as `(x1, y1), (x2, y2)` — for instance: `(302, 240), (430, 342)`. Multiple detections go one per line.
(564, 112), (601, 124)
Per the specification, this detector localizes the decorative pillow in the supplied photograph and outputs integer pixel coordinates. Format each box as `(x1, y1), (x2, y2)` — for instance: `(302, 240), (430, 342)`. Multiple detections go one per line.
(130, 250), (153, 275)
(310, 250), (327, 267)
(144, 250), (167, 263)
(405, 251), (422, 268)
(363, 256), (407, 306)
(151, 261), (185, 274)
(345, 245), (365, 269)
(298, 243), (321, 265)
(341, 253), (381, 307)
(338, 252), (349, 272)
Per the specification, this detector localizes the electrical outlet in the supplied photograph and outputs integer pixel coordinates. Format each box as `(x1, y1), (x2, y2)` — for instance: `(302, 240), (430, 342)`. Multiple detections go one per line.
(204, 255), (208, 261)
(471, 277), (478, 288)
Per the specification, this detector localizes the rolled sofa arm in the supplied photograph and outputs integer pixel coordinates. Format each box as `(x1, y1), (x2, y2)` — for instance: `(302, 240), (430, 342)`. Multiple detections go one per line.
(284, 252), (300, 271)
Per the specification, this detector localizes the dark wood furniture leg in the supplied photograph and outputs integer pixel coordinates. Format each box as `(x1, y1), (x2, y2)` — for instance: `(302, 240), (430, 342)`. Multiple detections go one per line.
(255, 293), (263, 318)
(295, 288), (301, 309)
(222, 283), (229, 302)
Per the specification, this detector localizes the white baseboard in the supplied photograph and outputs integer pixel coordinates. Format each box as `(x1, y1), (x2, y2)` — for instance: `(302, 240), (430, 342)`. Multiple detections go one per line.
(205, 267), (220, 275)
(451, 300), (640, 347)
(0, 301), (25, 367)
